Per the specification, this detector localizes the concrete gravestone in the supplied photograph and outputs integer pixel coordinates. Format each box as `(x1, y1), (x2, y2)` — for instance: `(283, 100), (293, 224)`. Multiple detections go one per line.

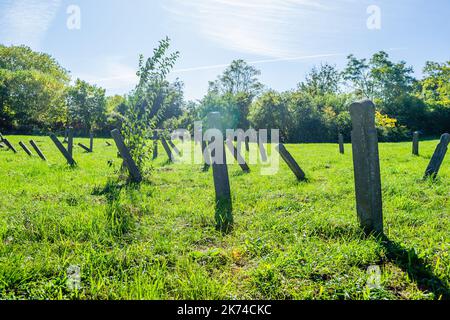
(111, 129), (142, 183)
(424, 133), (450, 179)
(349, 100), (383, 235)
(208, 112), (233, 232)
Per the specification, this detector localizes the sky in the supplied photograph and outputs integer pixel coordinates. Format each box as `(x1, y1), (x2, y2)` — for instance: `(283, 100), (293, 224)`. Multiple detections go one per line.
(0, 0), (449, 101)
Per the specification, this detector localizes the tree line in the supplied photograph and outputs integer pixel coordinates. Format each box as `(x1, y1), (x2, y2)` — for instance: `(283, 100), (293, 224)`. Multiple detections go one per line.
(0, 41), (449, 143)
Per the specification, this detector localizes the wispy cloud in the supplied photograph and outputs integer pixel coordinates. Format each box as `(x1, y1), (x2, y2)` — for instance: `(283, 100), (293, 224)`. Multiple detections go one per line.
(163, 0), (336, 58)
(173, 52), (345, 73)
(80, 52), (345, 89)
(0, 0), (62, 49)
(73, 56), (139, 94)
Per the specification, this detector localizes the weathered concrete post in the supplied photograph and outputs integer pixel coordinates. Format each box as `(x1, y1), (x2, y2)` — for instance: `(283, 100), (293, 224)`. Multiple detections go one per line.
(19, 141), (33, 156)
(63, 128), (69, 143)
(78, 143), (91, 153)
(339, 133), (345, 154)
(257, 132), (268, 162)
(152, 131), (158, 160)
(30, 140), (47, 161)
(412, 131), (420, 156)
(67, 127), (74, 157)
(50, 134), (76, 166)
(208, 112), (233, 232)
(275, 144), (306, 181)
(168, 138), (181, 156)
(226, 138), (250, 173)
(89, 132), (94, 152)
(2, 138), (17, 153)
(202, 139), (210, 171)
(111, 129), (142, 183)
(160, 137), (173, 162)
(245, 136), (250, 152)
(350, 100), (383, 235)
(424, 133), (450, 179)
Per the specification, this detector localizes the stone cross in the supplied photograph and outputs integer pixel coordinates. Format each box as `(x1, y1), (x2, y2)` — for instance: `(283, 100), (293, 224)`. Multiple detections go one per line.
(349, 100), (383, 235)
(424, 133), (450, 179)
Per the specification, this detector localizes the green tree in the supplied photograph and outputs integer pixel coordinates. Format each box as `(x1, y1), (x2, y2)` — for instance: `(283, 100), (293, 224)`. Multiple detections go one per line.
(342, 54), (375, 99)
(369, 51), (415, 107)
(249, 90), (291, 141)
(0, 45), (69, 131)
(299, 63), (341, 96)
(204, 60), (263, 129)
(106, 94), (127, 130)
(121, 37), (180, 172)
(419, 61), (450, 133)
(67, 79), (107, 134)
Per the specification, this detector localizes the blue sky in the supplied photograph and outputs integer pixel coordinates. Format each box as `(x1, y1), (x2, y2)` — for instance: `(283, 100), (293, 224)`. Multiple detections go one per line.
(0, 0), (449, 101)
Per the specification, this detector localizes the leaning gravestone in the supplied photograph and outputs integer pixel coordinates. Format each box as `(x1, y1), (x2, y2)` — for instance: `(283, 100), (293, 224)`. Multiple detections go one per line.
(412, 131), (420, 156)
(275, 144), (306, 181)
(2, 138), (17, 153)
(257, 132), (268, 162)
(50, 133), (76, 166)
(30, 140), (47, 161)
(349, 100), (383, 235)
(89, 132), (94, 152)
(208, 112), (233, 232)
(63, 128), (69, 143)
(226, 138), (250, 173)
(78, 143), (91, 153)
(111, 129), (142, 183)
(67, 127), (74, 157)
(160, 137), (173, 162)
(152, 131), (159, 160)
(424, 133), (450, 179)
(339, 133), (345, 154)
(167, 137), (181, 156)
(202, 139), (210, 171)
(19, 141), (33, 156)
(245, 136), (250, 152)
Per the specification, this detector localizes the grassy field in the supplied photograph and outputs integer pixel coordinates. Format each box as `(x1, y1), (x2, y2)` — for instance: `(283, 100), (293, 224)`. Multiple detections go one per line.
(0, 135), (449, 300)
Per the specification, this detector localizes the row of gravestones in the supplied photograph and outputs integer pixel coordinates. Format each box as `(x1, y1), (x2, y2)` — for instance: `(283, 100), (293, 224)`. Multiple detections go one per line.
(1, 100), (448, 234)
(110, 100), (449, 234)
(0, 128), (97, 166)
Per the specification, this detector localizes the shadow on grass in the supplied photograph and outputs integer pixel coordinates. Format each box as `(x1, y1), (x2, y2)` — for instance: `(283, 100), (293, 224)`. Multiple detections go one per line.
(306, 224), (449, 299)
(379, 235), (450, 300)
(92, 178), (142, 237)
